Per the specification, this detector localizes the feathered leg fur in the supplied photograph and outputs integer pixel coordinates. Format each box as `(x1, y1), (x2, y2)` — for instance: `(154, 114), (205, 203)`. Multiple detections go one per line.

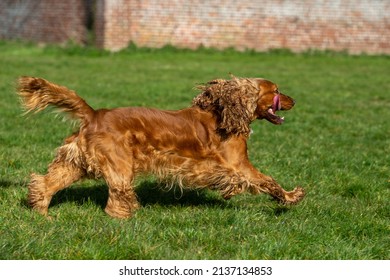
(28, 143), (86, 216)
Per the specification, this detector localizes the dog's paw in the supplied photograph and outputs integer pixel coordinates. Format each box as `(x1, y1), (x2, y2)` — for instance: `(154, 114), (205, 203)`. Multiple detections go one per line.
(284, 186), (305, 205)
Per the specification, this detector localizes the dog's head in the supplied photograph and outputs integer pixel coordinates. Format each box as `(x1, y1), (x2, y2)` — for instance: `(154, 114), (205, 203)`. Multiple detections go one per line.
(252, 78), (295, 125)
(193, 76), (295, 136)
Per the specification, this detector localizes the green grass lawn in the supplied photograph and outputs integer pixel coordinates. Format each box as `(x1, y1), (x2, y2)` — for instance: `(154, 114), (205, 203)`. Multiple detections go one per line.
(0, 41), (389, 259)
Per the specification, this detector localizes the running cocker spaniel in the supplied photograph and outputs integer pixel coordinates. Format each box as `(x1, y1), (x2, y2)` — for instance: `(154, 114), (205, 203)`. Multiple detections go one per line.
(17, 75), (305, 218)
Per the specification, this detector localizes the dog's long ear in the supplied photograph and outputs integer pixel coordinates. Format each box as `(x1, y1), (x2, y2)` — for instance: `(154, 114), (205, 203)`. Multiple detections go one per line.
(193, 76), (259, 137)
(193, 79), (224, 111)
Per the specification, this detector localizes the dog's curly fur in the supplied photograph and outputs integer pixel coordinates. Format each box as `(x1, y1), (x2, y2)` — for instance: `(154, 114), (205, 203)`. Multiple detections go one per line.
(17, 75), (305, 219)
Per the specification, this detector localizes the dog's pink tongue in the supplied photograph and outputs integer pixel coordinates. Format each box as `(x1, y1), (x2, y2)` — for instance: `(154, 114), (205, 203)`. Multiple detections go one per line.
(272, 94), (281, 113)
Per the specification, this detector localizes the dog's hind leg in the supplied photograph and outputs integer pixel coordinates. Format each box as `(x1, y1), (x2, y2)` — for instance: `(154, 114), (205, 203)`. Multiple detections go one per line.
(28, 143), (85, 216)
(91, 137), (140, 219)
(103, 171), (140, 219)
(97, 152), (139, 219)
(104, 179), (139, 219)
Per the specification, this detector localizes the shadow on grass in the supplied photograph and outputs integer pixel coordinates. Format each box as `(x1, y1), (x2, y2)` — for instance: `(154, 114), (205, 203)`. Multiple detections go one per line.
(0, 178), (28, 188)
(135, 181), (227, 208)
(0, 179), (14, 188)
(40, 180), (228, 211)
(18, 179), (292, 216)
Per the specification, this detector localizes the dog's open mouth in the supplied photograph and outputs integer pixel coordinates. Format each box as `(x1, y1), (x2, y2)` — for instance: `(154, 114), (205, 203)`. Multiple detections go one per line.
(266, 94), (285, 125)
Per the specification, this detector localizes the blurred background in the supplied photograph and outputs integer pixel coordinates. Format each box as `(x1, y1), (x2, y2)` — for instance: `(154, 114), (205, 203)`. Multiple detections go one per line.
(1, 0), (389, 54)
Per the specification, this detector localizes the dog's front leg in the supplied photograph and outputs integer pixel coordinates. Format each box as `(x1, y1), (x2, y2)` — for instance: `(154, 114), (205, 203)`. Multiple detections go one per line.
(230, 161), (305, 205)
(249, 175), (305, 205)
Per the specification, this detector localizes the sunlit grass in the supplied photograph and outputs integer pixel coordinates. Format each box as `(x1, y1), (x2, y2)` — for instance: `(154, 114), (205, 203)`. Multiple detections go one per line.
(0, 41), (388, 259)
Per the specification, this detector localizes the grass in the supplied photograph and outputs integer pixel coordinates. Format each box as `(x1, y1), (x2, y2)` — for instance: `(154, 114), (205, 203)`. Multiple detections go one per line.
(0, 41), (389, 259)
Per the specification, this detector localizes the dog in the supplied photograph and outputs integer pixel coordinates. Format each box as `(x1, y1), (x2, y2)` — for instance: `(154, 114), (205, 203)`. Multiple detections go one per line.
(17, 75), (305, 218)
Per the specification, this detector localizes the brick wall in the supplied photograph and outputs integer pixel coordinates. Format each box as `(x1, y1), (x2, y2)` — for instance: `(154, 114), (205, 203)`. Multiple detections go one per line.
(95, 0), (133, 49)
(0, 0), (87, 45)
(95, 0), (390, 54)
(1, 0), (389, 54)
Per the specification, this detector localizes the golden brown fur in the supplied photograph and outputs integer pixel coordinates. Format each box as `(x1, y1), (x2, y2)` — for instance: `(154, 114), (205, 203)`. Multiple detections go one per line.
(17, 76), (304, 219)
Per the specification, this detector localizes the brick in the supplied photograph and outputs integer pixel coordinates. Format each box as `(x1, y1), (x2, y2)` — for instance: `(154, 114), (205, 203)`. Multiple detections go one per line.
(1, 0), (389, 54)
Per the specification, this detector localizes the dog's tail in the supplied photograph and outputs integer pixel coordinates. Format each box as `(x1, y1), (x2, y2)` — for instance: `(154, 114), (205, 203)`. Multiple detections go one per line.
(17, 76), (95, 123)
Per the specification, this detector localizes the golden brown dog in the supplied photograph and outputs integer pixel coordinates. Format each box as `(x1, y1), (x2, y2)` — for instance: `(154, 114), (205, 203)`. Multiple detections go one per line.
(17, 76), (304, 218)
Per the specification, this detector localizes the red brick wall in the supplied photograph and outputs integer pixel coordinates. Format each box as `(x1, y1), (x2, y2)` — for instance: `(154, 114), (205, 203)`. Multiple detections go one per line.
(95, 0), (390, 54)
(95, 0), (133, 49)
(1, 0), (389, 54)
(0, 0), (87, 45)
